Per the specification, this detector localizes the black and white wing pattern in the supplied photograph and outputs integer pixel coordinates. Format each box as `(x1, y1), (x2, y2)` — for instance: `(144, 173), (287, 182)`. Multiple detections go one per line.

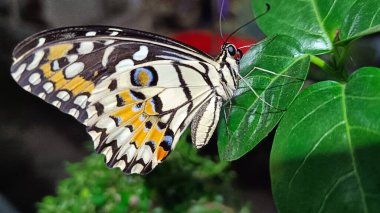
(11, 26), (227, 174)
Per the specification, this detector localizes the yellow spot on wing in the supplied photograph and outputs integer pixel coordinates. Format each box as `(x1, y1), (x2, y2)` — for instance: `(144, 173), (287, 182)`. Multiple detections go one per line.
(130, 123), (149, 148)
(112, 104), (143, 125)
(144, 99), (158, 115)
(138, 71), (150, 86)
(47, 44), (74, 60)
(149, 123), (165, 145)
(40, 63), (54, 78)
(119, 91), (139, 104)
(40, 63), (95, 95)
(64, 76), (95, 95)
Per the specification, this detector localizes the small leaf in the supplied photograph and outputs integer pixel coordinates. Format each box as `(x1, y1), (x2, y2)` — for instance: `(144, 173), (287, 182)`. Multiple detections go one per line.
(340, 0), (380, 43)
(217, 35), (309, 161)
(271, 67), (380, 213)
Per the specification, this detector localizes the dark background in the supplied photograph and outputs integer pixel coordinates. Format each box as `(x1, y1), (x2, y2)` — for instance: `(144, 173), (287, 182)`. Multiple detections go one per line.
(0, 0), (275, 212)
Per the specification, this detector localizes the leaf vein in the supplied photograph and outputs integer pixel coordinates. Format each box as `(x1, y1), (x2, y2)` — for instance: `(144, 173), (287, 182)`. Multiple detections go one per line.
(317, 171), (355, 213)
(288, 121), (345, 190)
(321, 0), (337, 24)
(369, 7), (380, 28)
(341, 84), (369, 213)
(350, 126), (380, 136)
(290, 93), (341, 133)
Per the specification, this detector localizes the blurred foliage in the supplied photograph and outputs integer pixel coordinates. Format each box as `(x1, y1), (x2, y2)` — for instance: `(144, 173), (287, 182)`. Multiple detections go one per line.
(37, 132), (249, 213)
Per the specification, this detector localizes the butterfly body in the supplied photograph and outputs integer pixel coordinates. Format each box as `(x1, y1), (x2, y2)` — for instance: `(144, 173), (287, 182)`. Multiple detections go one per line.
(11, 26), (242, 174)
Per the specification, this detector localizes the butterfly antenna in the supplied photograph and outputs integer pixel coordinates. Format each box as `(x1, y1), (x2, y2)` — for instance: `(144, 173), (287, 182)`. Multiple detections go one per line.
(225, 3), (271, 42)
(219, 0), (226, 42)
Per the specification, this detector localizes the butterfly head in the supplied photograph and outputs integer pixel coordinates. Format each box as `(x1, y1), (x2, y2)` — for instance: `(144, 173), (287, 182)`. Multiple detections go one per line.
(223, 43), (243, 63)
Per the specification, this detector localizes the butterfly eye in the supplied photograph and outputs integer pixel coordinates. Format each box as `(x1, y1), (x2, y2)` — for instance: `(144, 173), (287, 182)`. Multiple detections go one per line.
(227, 45), (236, 56)
(235, 49), (243, 60)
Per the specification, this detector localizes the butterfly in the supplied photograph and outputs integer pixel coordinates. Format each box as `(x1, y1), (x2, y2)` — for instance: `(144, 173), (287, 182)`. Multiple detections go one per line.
(10, 25), (245, 174)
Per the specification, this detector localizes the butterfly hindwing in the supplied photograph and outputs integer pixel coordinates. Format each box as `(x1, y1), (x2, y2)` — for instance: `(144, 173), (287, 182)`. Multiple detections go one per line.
(85, 63), (215, 174)
(11, 26), (222, 174)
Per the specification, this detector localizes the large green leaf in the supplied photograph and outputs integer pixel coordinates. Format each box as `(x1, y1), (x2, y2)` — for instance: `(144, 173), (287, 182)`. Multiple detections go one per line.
(340, 0), (380, 43)
(252, 0), (380, 53)
(271, 67), (380, 213)
(217, 35), (309, 161)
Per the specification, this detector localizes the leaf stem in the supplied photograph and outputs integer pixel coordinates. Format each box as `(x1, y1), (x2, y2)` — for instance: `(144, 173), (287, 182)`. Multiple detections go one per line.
(310, 55), (343, 80)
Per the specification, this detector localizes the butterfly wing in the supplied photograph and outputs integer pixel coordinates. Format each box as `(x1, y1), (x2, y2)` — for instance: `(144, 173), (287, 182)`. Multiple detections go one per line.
(11, 26), (219, 174)
(86, 62), (216, 174)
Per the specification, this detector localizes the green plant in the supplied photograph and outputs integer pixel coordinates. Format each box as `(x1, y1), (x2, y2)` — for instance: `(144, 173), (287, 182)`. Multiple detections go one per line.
(38, 132), (249, 213)
(218, 0), (380, 212)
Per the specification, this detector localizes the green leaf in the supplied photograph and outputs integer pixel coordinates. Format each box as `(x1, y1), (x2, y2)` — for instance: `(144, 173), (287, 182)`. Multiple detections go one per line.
(252, 0), (356, 54)
(252, 0), (380, 53)
(340, 0), (380, 43)
(271, 67), (380, 213)
(217, 35), (309, 161)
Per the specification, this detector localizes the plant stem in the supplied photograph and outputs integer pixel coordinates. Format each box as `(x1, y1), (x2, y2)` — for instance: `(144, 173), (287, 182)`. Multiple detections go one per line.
(333, 44), (352, 80)
(310, 55), (343, 80)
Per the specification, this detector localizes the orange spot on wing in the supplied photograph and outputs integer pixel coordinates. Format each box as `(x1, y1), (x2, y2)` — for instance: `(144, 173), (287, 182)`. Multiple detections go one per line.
(156, 146), (169, 161)
(47, 44), (74, 60)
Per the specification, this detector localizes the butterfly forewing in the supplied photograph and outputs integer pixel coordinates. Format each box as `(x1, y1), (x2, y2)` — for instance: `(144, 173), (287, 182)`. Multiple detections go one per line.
(10, 26), (225, 174)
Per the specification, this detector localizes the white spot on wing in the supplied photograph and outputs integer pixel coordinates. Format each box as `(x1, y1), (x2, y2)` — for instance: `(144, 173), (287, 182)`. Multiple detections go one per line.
(77, 42), (94, 54)
(88, 130), (100, 147)
(133, 45), (148, 61)
(57, 91), (70, 101)
(29, 72), (41, 85)
(137, 145), (153, 163)
(104, 40), (115, 45)
(67, 54), (78, 63)
(27, 50), (44, 70)
(96, 117), (116, 130)
(74, 95), (88, 109)
(108, 28), (122, 32)
(85, 31), (96, 36)
(64, 62), (84, 78)
(102, 146), (113, 163)
(115, 59), (134, 72)
(68, 108), (80, 118)
(23, 85), (31, 92)
(102, 46), (115, 67)
(37, 38), (46, 47)
(52, 60), (60, 70)
(131, 164), (143, 174)
(43, 82), (54, 93)
(125, 145), (137, 163)
(113, 160), (126, 170)
(52, 100), (62, 108)
(110, 31), (119, 36)
(12, 63), (27, 81)
(38, 92), (46, 99)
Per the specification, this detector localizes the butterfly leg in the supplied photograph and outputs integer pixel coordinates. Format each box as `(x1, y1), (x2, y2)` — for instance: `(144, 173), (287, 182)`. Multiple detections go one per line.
(191, 95), (223, 149)
(223, 99), (232, 143)
(242, 66), (304, 81)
